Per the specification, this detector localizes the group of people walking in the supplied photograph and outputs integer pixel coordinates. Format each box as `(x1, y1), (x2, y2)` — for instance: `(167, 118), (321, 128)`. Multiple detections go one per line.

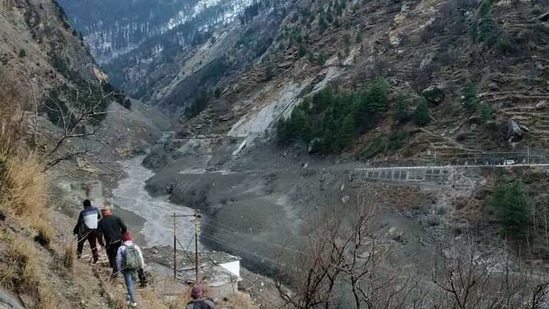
(73, 199), (215, 308)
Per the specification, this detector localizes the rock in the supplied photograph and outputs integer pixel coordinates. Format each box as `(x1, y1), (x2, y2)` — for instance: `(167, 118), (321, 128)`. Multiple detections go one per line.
(425, 215), (441, 227)
(538, 12), (549, 22)
(277, 61), (293, 69)
(422, 85), (445, 105)
(505, 118), (529, 142)
(468, 115), (482, 124)
(0, 210), (5, 221)
(488, 82), (500, 91)
(420, 53), (434, 70)
(535, 100), (547, 110)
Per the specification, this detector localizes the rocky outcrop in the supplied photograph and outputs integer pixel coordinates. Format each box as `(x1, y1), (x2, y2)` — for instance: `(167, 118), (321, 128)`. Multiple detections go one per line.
(505, 118), (529, 142)
(422, 85), (445, 105)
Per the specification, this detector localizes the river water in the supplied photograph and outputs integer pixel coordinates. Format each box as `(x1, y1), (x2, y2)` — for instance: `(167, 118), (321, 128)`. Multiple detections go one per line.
(110, 156), (199, 249)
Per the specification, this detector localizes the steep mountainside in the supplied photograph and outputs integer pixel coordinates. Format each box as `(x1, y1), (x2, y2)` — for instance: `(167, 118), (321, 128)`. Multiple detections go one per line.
(57, 0), (280, 101)
(60, 0), (549, 159)
(0, 1), (169, 308)
(165, 0), (548, 161)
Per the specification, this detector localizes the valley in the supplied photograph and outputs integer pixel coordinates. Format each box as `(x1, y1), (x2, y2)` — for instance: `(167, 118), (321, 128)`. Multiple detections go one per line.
(0, 0), (548, 307)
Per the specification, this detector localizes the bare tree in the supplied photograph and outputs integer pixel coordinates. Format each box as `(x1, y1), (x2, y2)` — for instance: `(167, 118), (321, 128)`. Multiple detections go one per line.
(431, 238), (549, 309)
(277, 194), (549, 309)
(37, 80), (129, 170)
(277, 196), (425, 309)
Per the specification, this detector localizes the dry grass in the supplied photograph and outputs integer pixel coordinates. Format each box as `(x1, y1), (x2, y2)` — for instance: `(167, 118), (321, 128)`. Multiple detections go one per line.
(4, 235), (39, 285)
(0, 76), (50, 236)
(63, 241), (75, 273)
(0, 234), (59, 308)
(1, 152), (48, 219)
(223, 292), (260, 309)
(0, 76), (59, 308)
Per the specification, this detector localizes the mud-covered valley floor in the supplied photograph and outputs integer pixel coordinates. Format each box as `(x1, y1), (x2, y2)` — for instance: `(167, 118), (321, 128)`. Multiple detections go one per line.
(140, 135), (464, 278)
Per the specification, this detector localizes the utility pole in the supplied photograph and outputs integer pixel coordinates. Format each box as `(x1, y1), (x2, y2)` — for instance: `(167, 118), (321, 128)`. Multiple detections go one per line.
(171, 212), (199, 280)
(172, 212), (178, 280)
(194, 209), (200, 284)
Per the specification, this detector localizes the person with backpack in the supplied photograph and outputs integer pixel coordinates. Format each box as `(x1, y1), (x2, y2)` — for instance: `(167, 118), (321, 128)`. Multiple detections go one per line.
(185, 285), (216, 309)
(98, 206), (127, 275)
(73, 199), (104, 263)
(116, 231), (145, 308)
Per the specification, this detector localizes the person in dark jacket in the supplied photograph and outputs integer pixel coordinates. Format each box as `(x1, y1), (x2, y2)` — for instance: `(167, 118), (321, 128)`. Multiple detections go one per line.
(73, 199), (104, 263)
(97, 206), (127, 275)
(185, 285), (216, 309)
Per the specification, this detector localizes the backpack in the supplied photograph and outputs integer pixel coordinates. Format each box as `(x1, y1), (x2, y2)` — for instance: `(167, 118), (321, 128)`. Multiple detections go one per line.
(186, 300), (214, 309)
(122, 244), (141, 270)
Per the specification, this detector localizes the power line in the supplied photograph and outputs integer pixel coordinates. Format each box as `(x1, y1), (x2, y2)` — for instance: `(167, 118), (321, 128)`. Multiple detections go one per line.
(204, 219), (302, 254)
(200, 233), (281, 265)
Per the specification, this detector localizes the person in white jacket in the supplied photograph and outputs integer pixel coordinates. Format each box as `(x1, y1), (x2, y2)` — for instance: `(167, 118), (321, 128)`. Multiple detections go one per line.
(116, 231), (145, 308)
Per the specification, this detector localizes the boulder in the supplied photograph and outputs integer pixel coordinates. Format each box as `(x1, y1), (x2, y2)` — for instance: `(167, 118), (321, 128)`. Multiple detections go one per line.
(422, 85), (445, 105)
(538, 12), (549, 22)
(505, 118), (529, 141)
(535, 100), (547, 110)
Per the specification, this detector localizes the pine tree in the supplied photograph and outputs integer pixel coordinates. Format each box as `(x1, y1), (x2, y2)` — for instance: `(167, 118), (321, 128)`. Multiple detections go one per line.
(491, 177), (530, 238)
(276, 118), (290, 144)
(414, 98), (430, 127)
(298, 44), (307, 58)
(336, 115), (356, 151)
(479, 103), (492, 122)
(368, 77), (389, 114)
(291, 108), (312, 143)
(394, 94), (409, 123)
(462, 82), (479, 114)
(320, 108), (339, 153)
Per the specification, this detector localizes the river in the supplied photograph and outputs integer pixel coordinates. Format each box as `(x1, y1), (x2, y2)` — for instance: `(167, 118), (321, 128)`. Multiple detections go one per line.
(110, 155), (200, 250)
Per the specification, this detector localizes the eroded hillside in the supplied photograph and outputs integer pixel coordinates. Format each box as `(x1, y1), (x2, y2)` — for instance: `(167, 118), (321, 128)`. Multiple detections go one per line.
(170, 0), (548, 162)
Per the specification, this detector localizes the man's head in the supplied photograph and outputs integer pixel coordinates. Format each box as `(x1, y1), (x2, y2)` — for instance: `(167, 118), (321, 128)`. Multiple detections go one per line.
(190, 285), (203, 299)
(122, 231), (133, 242)
(101, 206), (112, 216)
(83, 199), (91, 208)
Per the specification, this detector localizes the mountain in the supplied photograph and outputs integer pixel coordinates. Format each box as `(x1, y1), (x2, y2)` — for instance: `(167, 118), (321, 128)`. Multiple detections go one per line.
(52, 0), (549, 306)
(56, 0), (280, 103)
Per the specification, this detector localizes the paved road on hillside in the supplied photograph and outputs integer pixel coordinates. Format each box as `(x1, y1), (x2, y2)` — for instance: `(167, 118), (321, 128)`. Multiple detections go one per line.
(354, 163), (549, 171)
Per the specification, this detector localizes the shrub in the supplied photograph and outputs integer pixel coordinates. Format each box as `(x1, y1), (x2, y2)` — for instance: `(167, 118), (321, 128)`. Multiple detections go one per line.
(18, 49), (26, 58)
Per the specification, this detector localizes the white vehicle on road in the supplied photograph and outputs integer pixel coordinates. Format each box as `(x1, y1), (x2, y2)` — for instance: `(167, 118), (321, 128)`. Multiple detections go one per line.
(504, 159), (516, 165)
